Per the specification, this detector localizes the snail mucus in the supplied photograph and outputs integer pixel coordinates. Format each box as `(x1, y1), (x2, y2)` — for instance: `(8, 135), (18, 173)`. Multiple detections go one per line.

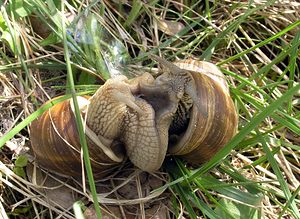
(30, 56), (238, 178)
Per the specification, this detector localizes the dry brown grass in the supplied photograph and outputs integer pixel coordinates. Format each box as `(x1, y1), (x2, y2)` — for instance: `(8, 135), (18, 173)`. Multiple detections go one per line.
(0, 0), (299, 218)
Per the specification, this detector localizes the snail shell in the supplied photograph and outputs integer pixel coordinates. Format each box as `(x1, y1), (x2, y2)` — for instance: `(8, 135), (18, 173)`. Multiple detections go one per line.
(168, 59), (238, 163)
(30, 58), (238, 177)
(29, 95), (125, 178)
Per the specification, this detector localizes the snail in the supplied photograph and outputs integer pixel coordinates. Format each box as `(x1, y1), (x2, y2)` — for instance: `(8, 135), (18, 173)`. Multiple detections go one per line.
(29, 56), (238, 178)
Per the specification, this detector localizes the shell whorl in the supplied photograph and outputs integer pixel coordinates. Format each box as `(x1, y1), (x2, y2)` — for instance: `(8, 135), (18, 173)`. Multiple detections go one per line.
(167, 59), (238, 163)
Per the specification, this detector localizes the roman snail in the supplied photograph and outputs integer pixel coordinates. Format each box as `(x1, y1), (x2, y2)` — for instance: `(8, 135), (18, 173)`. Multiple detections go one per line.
(29, 56), (238, 178)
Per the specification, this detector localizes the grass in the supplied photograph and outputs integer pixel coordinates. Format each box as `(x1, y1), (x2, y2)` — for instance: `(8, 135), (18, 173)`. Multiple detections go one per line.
(0, 0), (299, 218)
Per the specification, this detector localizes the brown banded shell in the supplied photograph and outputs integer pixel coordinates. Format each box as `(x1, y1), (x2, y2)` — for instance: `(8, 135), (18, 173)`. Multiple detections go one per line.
(168, 59), (238, 163)
(30, 96), (125, 178)
(30, 98), (122, 176)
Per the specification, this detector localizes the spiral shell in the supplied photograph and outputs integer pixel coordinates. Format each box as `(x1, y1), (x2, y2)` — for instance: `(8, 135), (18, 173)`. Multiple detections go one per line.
(30, 96), (125, 178)
(167, 59), (238, 163)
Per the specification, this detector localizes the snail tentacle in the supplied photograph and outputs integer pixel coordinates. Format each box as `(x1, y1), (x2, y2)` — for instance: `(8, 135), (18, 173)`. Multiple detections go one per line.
(85, 125), (123, 162)
(110, 90), (144, 115)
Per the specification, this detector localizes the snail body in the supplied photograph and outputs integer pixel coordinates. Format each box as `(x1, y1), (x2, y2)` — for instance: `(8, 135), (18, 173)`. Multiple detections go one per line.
(30, 57), (238, 178)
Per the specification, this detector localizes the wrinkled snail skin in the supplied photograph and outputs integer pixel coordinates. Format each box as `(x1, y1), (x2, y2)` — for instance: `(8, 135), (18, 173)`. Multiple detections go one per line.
(87, 74), (176, 172)
(30, 57), (238, 178)
(86, 77), (129, 141)
(129, 81), (180, 171)
(122, 98), (167, 172)
(120, 72), (179, 172)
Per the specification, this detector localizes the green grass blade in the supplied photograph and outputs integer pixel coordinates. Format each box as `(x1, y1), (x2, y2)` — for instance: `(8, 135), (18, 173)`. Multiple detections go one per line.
(278, 185), (300, 219)
(200, 0), (277, 60)
(191, 82), (300, 179)
(256, 130), (300, 218)
(218, 19), (300, 65)
(60, 2), (102, 218)
(0, 95), (73, 148)
(158, 82), (300, 192)
(124, 0), (143, 27)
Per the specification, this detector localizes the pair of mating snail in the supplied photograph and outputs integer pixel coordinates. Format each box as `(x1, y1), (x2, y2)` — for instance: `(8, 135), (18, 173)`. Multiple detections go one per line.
(30, 56), (238, 178)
